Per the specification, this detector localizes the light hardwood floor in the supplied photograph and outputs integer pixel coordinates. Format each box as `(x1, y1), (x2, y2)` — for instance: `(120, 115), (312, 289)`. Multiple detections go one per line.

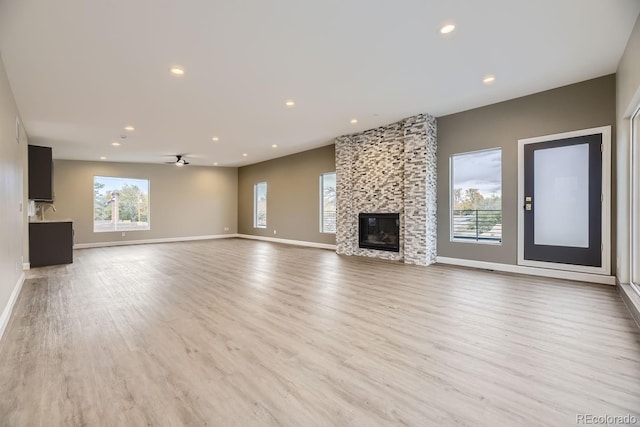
(0, 238), (638, 426)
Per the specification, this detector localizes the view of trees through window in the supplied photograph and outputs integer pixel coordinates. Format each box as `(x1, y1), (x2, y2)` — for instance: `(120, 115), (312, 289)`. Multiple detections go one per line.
(320, 172), (336, 233)
(451, 149), (502, 242)
(94, 176), (150, 232)
(254, 182), (267, 228)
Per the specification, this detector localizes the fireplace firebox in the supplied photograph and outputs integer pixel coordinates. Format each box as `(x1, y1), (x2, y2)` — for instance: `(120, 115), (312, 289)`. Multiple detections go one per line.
(358, 213), (400, 252)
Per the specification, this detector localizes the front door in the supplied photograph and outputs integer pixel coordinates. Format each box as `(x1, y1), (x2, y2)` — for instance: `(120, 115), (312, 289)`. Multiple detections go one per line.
(518, 127), (610, 275)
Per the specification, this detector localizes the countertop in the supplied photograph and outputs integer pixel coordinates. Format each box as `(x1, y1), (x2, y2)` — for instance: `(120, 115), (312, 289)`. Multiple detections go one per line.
(29, 219), (74, 223)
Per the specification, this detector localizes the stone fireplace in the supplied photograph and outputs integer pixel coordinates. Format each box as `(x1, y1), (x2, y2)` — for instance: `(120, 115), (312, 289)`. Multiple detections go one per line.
(335, 113), (437, 266)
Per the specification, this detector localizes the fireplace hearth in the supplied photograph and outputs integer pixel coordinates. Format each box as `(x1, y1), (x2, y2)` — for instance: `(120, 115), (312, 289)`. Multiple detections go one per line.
(358, 213), (400, 252)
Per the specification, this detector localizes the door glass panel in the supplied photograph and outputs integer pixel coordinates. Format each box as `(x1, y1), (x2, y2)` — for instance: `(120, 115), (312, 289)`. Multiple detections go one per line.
(533, 143), (589, 247)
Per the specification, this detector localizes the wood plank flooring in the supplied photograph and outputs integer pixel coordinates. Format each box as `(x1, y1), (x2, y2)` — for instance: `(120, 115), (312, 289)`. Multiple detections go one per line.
(0, 238), (638, 426)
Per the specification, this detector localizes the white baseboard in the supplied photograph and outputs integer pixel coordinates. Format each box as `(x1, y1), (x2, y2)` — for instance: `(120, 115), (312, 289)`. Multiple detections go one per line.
(236, 234), (336, 250)
(74, 234), (239, 249)
(617, 281), (640, 328)
(22, 263), (30, 271)
(436, 256), (616, 285)
(0, 272), (25, 342)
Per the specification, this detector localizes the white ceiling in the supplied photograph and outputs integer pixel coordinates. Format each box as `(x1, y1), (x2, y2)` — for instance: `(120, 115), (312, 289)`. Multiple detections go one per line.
(1, 0), (639, 167)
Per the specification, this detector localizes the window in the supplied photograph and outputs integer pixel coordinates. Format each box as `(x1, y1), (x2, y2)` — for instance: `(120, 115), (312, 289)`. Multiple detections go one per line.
(254, 182), (267, 228)
(450, 148), (502, 243)
(94, 176), (150, 232)
(320, 172), (336, 233)
(631, 106), (640, 295)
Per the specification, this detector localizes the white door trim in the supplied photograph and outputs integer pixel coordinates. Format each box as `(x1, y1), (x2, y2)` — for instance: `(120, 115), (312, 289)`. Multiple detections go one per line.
(517, 126), (611, 276)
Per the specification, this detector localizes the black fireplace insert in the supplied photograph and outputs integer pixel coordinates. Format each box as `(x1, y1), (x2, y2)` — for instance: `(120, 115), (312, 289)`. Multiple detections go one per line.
(358, 213), (400, 252)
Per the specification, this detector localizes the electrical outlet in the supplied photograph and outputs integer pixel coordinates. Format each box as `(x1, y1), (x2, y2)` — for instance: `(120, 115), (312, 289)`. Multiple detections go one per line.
(121, 232), (126, 237)
(273, 229), (277, 235)
(224, 227), (229, 232)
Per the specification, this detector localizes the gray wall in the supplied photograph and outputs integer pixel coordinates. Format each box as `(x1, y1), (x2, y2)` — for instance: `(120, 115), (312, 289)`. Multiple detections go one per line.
(48, 160), (238, 245)
(237, 145), (336, 245)
(615, 14), (640, 284)
(436, 75), (616, 269)
(0, 53), (27, 328)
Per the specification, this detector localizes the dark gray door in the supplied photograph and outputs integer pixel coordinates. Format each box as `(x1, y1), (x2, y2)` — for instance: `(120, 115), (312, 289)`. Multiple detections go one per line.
(523, 133), (602, 267)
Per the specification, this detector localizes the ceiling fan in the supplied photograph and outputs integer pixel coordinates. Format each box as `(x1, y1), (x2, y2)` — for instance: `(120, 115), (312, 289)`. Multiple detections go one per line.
(165, 155), (190, 166)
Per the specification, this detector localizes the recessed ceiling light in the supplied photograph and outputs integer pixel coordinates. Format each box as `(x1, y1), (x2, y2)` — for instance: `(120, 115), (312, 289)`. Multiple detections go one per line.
(100, 156), (107, 160)
(111, 141), (121, 146)
(213, 162), (218, 166)
(350, 118), (358, 124)
(285, 100), (295, 108)
(272, 144), (278, 148)
(440, 24), (456, 35)
(124, 126), (135, 132)
(169, 66), (185, 76)
(483, 75), (496, 85)
(242, 153), (248, 157)
(212, 136), (220, 142)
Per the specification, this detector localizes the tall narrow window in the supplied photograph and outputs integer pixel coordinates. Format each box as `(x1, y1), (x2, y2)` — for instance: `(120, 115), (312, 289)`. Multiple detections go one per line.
(450, 148), (502, 243)
(94, 176), (150, 232)
(254, 182), (267, 228)
(320, 172), (336, 233)
(631, 106), (640, 295)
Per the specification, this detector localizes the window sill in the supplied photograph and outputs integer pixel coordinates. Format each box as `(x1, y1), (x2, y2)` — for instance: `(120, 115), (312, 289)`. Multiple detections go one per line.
(450, 237), (502, 246)
(94, 229), (150, 233)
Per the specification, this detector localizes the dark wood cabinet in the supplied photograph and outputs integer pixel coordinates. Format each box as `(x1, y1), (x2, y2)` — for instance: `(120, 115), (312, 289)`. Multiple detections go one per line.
(28, 144), (53, 201)
(29, 221), (73, 267)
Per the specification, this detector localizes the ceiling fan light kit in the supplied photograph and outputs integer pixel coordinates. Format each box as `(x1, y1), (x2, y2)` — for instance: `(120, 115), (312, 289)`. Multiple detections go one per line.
(165, 155), (190, 166)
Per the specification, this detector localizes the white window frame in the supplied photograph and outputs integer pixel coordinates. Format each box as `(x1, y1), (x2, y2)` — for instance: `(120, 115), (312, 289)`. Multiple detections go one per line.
(253, 182), (267, 229)
(319, 172), (337, 234)
(449, 148), (503, 245)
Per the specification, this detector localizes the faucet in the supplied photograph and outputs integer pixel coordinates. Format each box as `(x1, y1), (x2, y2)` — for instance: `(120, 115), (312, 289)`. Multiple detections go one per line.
(38, 202), (56, 221)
